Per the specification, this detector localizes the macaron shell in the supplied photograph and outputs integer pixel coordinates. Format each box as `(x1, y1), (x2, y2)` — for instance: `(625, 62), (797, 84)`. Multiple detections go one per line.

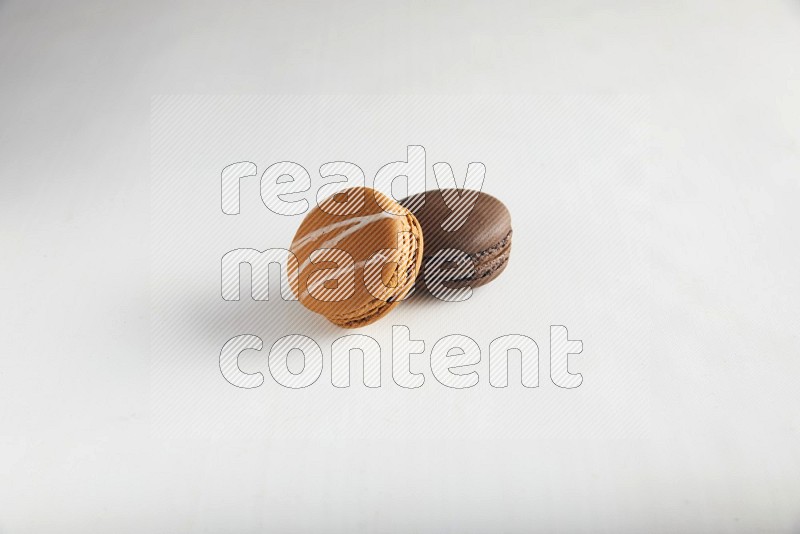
(401, 189), (511, 256)
(400, 189), (512, 290)
(289, 187), (423, 328)
(329, 218), (423, 328)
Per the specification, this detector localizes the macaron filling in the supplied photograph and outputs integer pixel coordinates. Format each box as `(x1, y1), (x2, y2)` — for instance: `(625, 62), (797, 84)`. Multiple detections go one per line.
(421, 229), (512, 285)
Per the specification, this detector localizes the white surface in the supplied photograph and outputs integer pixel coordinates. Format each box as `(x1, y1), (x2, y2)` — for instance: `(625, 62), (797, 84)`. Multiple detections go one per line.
(150, 94), (652, 442)
(1, 1), (799, 532)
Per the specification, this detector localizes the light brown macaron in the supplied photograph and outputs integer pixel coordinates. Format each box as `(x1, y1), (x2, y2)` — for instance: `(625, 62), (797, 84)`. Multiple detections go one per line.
(289, 187), (424, 328)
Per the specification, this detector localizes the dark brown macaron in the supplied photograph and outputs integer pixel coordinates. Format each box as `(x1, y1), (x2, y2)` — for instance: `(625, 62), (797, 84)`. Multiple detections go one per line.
(400, 189), (512, 292)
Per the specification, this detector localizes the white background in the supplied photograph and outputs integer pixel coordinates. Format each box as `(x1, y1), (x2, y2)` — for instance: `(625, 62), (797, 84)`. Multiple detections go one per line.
(151, 94), (651, 442)
(2, 1), (799, 532)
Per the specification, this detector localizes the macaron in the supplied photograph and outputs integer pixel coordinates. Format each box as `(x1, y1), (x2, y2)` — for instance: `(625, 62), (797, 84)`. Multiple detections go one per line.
(400, 189), (512, 292)
(289, 187), (424, 328)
